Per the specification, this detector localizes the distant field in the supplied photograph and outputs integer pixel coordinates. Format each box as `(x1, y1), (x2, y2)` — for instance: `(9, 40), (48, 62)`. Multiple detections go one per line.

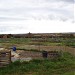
(0, 38), (75, 47)
(0, 38), (75, 55)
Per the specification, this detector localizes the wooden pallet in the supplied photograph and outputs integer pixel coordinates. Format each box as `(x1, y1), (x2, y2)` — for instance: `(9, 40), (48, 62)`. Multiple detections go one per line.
(0, 50), (11, 67)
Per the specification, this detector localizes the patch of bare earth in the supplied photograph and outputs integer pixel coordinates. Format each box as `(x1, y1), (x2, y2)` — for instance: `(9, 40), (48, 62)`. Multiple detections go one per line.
(19, 45), (75, 55)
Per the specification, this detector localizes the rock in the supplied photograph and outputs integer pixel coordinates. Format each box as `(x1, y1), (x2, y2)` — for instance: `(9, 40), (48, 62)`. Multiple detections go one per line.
(20, 57), (32, 62)
(11, 51), (19, 58)
(0, 48), (5, 51)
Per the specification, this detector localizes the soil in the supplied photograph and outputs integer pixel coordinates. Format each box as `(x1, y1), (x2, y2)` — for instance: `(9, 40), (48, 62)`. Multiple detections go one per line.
(18, 45), (75, 55)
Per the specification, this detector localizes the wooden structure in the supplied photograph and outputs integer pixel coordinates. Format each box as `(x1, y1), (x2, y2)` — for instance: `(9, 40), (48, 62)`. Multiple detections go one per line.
(48, 51), (60, 58)
(0, 50), (11, 67)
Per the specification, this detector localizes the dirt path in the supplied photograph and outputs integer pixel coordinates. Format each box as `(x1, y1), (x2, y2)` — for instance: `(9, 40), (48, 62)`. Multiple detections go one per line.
(18, 45), (75, 55)
(19, 51), (42, 59)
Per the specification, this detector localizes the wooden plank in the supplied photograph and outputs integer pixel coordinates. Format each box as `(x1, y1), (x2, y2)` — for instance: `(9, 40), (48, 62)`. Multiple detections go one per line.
(0, 60), (11, 62)
(0, 62), (9, 64)
(0, 50), (11, 67)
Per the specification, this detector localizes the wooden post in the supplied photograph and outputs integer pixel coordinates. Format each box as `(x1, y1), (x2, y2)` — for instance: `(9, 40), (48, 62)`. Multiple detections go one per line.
(9, 50), (11, 63)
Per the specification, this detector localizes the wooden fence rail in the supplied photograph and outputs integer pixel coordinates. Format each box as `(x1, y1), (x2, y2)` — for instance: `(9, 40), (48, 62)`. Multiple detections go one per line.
(48, 51), (61, 59)
(0, 50), (11, 67)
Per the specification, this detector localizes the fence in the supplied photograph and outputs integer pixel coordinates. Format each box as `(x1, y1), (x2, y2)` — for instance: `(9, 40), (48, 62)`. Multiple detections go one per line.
(19, 45), (75, 56)
(0, 50), (11, 67)
(19, 50), (60, 59)
(48, 51), (61, 59)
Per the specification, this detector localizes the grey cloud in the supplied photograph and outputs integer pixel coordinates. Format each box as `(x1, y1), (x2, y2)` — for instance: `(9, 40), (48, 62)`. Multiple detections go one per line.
(0, 0), (74, 22)
(0, 25), (26, 32)
(60, 0), (74, 3)
(0, 17), (26, 21)
(46, 0), (74, 3)
(0, 0), (74, 34)
(0, 25), (12, 32)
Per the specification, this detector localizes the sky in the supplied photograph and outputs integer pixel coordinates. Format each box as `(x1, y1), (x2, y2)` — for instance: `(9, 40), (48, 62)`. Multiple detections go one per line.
(0, 0), (75, 34)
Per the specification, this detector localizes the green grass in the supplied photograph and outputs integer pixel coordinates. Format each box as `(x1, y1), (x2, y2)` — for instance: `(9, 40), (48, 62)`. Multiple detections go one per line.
(62, 71), (75, 75)
(0, 38), (31, 44)
(0, 38), (75, 75)
(0, 52), (75, 75)
(0, 38), (75, 48)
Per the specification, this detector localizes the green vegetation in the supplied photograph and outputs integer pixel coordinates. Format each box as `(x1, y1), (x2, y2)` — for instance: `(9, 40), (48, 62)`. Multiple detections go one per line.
(0, 52), (75, 75)
(0, 37), (75, 49)
(0, 37), (75, 75)
(0, 38), (30, 44)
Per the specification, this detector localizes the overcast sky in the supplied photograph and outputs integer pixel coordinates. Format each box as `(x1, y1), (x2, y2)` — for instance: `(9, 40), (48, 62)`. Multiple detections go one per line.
(0, 0), (75, 34)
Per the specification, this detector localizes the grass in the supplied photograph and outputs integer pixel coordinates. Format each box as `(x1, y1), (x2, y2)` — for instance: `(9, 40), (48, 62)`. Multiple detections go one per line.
(0, 38), (75, 49)
(62, 71), (75, 75)
(0, 52), (75, 75)
(0, 38), (75, 75)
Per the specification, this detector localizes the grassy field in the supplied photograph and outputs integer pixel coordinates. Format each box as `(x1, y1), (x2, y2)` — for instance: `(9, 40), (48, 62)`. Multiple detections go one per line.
(0, 37), (75, 48)
(0, 52), (75, 75)
(0, 38), (75, 55)
(0, 38), (75, 75)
